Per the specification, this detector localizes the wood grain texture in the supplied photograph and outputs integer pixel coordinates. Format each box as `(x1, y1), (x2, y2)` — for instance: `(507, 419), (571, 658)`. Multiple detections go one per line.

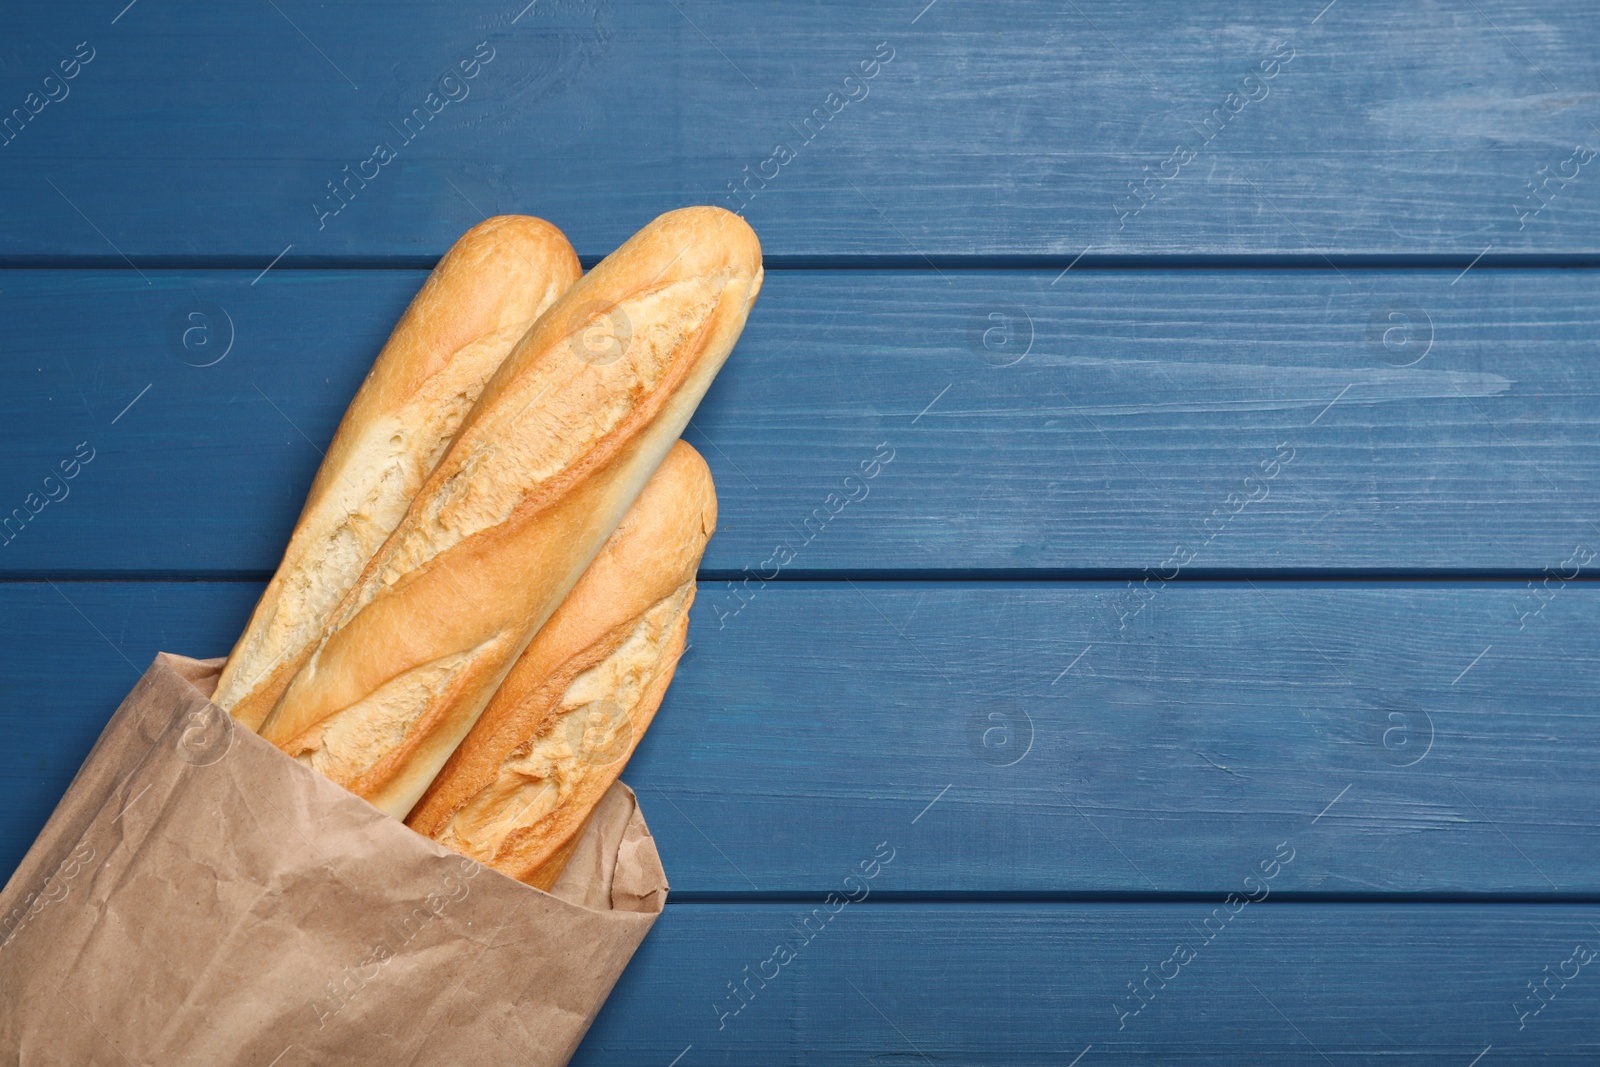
(1, 1), (1597, 261)
(4, 581), (1597, 897)
(4, 3), (1599, 1056)
(4, 267), (1599, 576)
(574, 903), (1600, 1064)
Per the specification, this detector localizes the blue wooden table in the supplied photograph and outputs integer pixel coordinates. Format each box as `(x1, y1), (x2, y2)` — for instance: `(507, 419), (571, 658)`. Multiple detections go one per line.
(4, 1), (1599, 1061)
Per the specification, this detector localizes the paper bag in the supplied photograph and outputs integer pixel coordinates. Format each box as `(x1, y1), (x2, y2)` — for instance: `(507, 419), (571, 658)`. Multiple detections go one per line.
(0, 653), (668, 1065)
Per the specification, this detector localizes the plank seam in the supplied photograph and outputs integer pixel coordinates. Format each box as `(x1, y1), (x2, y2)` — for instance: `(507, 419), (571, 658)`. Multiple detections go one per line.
(6, 572), (1600, 584)
(5, 256), (1600, 272)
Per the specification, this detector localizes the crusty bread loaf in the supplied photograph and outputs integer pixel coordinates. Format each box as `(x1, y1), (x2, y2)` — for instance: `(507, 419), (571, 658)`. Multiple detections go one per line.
(216, 216), (582, 730)
(257, 206), (762, 819)
(406, 440), (714, 887)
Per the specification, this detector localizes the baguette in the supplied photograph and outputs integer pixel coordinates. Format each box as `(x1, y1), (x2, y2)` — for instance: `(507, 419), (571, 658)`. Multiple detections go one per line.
(407, 439), (714, 888)
(257, 206), (762, 819)
(216, 216), (582, 730)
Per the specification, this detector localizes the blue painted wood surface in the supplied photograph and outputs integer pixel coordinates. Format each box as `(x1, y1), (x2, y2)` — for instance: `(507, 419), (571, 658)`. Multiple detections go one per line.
(3, 0), (1599, 1060)
(574, 904), (1600, 1064)
(4, 581), (1597, 898)
(1, 2), (1597, 262)
(3, 268), (1598, 576)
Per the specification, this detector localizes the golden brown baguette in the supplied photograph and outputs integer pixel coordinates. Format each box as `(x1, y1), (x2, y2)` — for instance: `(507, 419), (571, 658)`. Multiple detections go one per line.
(215, 216), (582, 730)
(406, 439), (714, 887)
(257, 206), (761, 819)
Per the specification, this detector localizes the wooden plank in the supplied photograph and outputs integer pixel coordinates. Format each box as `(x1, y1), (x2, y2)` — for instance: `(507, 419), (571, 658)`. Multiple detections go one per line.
(4, 267), (1600, 576)
(5, 581), (1598, 896)
(3, 1), (1598, 261)
(568, 903), (1600, 1063)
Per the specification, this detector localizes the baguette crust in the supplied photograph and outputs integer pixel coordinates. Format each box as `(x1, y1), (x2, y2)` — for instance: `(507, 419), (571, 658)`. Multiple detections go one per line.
(258, 206), (761, 819)
(216, 216), (581, 729)
(407, 440), (715, 887)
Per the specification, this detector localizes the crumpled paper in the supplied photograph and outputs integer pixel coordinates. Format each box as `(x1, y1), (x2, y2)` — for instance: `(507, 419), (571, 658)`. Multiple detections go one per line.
(0, 653), (667, 1065)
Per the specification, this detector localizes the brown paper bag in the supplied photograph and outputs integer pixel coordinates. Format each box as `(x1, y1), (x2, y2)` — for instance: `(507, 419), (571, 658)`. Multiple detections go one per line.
(0, 653), (667, 1065)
